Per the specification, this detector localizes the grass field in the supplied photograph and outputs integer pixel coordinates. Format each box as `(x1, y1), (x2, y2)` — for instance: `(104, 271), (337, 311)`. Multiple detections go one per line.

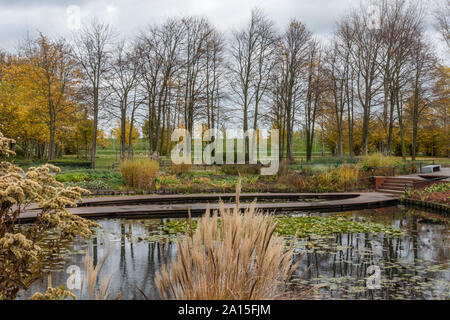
(11, 137), (450, 173)
(83, 137), (334, 170)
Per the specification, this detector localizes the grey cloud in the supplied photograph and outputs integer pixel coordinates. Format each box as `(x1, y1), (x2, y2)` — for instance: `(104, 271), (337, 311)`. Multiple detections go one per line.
(0, 0), (91, 8)
(0, 0), (444, 58)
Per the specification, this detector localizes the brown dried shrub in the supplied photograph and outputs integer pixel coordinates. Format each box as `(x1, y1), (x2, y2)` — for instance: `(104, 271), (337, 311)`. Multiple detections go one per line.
(0, 131), (98, 300)
(171, 163), (192, 175)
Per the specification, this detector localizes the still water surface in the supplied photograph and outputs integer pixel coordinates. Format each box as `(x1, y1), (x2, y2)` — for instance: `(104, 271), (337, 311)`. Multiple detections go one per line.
(19, 206), (449, 300)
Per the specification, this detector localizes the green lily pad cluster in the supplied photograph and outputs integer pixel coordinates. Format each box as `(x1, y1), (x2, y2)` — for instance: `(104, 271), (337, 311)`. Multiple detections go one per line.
(162, 215), (405, 238)
(275, 216), (405, 237)
(295, 259), (450, 300)
(163, 219), (200, 234)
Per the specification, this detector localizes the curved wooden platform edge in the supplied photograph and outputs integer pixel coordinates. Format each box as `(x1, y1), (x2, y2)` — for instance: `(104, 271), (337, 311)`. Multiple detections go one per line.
(18, 192), (399, 222)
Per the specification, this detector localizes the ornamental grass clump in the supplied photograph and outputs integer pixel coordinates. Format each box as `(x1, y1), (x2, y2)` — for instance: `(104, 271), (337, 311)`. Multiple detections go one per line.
(155, 182), (305, 300)
(278, 164), (361, 192)
(332, 164), (360, 185)
(0, 131), (99, 300)
(171, 163), (191, 175)
(120, 158), (159, 190)
(360, 153), (402, 171)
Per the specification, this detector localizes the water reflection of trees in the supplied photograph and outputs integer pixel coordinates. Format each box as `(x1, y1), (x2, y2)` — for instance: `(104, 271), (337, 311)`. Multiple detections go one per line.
(20, 219), (178, 300)
(292, 210), (448, 299)
(20, 208), (449, 300)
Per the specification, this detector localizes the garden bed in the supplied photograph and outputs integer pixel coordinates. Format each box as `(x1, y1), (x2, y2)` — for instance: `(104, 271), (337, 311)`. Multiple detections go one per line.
(401, 182), (450, 214)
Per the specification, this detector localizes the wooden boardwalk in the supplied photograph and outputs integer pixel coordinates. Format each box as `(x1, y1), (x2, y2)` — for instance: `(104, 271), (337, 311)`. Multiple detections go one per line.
(19, 192), (399, 222)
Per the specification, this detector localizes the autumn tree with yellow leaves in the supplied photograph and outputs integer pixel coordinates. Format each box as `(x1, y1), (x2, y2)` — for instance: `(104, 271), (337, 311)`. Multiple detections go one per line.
(20, 34), (81, 160)
(0, 35), (105, 161)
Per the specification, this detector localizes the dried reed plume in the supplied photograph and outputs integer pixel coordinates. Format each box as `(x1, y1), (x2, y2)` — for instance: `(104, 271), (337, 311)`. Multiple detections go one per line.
(155, 180), (305, 300)
(30, 250), (118, 300)
(80, 250), (115, 300)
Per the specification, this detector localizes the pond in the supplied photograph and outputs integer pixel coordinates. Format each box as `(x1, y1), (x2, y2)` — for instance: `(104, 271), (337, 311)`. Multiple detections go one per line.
(19, 206), (449, 300)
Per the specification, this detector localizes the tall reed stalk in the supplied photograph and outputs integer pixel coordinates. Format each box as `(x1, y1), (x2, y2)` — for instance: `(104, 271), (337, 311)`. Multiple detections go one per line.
(30, 251), (115, 300)
(80, 251), (114, 300)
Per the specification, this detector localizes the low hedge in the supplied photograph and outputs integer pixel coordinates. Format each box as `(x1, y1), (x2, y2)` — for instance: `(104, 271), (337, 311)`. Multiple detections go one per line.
(48, 160), (91, 168)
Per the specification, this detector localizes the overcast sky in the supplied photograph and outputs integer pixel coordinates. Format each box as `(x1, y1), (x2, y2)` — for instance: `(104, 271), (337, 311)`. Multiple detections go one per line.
(0, 0), (446, 60)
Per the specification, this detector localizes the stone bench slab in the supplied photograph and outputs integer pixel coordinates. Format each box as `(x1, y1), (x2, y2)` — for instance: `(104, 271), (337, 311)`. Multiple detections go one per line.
(420, 165), (441, 174)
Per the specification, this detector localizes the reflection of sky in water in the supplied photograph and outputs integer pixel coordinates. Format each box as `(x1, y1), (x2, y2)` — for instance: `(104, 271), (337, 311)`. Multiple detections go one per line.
(19, 206), (449, 300)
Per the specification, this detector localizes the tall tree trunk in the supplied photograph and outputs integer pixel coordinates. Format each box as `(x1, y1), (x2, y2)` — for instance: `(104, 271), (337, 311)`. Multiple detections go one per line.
(120, 106), (127, 160)
(396, 92), (406, 160)
(48, 112), (56, 161)
(91, 97), (98, 168)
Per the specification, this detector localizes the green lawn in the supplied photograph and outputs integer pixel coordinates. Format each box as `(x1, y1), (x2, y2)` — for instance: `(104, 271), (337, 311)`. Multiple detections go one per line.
(11, 137), (449, 173)
(10, 141), (448, 195)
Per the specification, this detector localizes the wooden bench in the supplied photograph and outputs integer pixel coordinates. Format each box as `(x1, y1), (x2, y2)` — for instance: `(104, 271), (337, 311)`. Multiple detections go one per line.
(110, 162), (120, 170)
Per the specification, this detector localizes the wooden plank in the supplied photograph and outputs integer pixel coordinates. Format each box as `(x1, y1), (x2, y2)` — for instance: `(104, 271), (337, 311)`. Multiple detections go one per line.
(18, 192), (399, 222)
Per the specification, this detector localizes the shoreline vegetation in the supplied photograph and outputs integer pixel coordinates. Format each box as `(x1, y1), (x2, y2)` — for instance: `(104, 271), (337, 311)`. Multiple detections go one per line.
(47, 155), (447, 198)
(401, 182), (450, 214)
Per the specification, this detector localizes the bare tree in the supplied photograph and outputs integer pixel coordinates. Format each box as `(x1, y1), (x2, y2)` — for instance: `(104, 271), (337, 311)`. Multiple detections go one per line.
(410, 38), (436, 161)
(138, 17), (225, 157)
(229, 8), (276, 161)
(107, 41), (142, 159)
(277, 20), (311, 161)
(376, 0), (425, 156)
(325, 42), (347, 157)
(180, 17), (214, 133)
(139, 19), (184, 156)
(304, 40), (326, 162)
(139, 25), (164, 155)
(434, 0), (450, 50)
(347, 6), (384, 155)
(335, 18), (357, 158)
(204, 30), (226, 131)
(72, 19), (113, 168)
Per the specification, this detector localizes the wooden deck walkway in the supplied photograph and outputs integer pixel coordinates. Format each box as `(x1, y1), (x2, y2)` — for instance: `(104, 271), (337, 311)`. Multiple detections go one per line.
(19, 192), (399, 222)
